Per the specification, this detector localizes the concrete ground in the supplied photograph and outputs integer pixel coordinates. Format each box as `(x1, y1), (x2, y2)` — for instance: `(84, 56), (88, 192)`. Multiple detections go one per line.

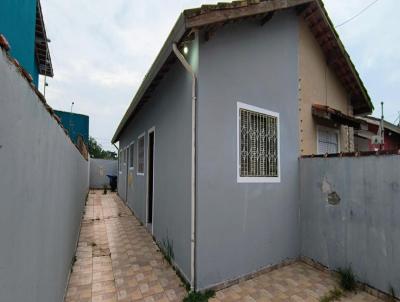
(65, 191), (383, 302)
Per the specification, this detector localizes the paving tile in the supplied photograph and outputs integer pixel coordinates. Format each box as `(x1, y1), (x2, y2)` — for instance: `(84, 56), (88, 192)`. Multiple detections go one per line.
(65, 190), (186, 302)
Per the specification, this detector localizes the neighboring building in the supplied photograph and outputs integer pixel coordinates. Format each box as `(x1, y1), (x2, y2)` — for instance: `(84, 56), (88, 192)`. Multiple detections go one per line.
(0, 0), (53, 87)
(112, 0), (373, 290)
(355, 116), (400, 151)
(54, 110), (89, 146)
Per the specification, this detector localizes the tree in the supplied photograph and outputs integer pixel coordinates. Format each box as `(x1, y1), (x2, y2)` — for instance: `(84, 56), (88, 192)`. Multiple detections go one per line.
(88, 136), (117, 160)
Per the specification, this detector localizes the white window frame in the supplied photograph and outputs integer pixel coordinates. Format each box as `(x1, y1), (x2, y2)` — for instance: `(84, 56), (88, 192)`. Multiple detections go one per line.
(119, 150), (123, 175)
(316, 125), (340, 155)
(128, 141), (135, 170)
(137, 132), (145, 176)
(237, 102), (281, 183)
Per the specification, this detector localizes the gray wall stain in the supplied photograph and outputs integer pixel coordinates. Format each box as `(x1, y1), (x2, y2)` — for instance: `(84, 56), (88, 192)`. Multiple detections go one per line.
(0, 51), (89, 302)
(300, 156), (400, 298)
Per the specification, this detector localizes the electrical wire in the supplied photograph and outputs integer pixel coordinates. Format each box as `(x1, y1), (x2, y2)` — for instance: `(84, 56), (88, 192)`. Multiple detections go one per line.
(335, 0), (380, 28)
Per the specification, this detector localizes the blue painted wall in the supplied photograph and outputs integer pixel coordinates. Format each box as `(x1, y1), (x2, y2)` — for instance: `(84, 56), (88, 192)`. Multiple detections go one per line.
(0, 0), (39, 86)
(54, 110), (89, 146)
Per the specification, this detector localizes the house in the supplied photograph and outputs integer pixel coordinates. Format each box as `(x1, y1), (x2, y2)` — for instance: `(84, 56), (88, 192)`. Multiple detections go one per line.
(54, 110), (90, 146)
(111, 0), (373, 291)
(0, 0), (53, 87)
(355, 116), (400, 151)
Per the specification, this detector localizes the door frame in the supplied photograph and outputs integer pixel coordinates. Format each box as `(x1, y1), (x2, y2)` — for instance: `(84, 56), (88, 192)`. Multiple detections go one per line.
(146, 126), (156, 235)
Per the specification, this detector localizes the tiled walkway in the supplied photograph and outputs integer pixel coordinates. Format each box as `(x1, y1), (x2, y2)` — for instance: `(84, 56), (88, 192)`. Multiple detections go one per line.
(65, 191), (187, 302)
(66, 191), (383, 302)
(210, 262), (383, 302)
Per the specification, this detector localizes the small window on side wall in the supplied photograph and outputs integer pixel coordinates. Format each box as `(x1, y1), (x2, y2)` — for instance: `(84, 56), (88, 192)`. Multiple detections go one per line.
(129, 143), (134, 169)
(137, 134), (145, 175)
(237, 102), (280, 183)
(317, 126), (339, 154)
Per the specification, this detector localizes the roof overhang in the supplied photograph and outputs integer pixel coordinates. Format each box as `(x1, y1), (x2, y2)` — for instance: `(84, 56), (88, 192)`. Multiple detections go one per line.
(35, 0), (53, 77)
(112, 0), (373, 143)
(312, 104), (362, 129)
(357, 116), (400, 135)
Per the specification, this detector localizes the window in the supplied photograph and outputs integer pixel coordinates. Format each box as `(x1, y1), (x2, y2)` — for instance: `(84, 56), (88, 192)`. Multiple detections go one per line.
(119, 150), (123, 174)
(317, 126), (339, 154)
(237, 102), (280, 183)
(129, 143), (134, 169)
(123, 148), (127, 165)
(137, 134), (145, 175)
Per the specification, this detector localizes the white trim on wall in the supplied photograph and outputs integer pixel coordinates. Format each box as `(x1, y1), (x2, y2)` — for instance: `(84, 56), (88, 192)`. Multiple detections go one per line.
(128, 141), (135, 171)
(137, 132), (145, 176)
(236, 101), (281, 184)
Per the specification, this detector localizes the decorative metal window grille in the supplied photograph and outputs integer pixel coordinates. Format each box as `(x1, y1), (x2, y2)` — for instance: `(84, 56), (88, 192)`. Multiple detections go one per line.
(318, 128), (338, 154)
(138, 136), (145, 173)
(240, 108), (278, 177)
(129, 144), (134, 168)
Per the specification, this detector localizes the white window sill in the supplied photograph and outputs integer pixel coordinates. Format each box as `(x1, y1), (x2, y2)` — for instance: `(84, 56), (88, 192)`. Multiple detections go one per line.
(237, 176), (281, 183)
(137, 172), (144, 176)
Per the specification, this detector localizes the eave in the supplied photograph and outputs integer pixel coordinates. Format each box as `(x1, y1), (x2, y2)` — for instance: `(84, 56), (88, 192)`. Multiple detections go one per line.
(35, 0), (53, 77)
(112, 0), (373, 143)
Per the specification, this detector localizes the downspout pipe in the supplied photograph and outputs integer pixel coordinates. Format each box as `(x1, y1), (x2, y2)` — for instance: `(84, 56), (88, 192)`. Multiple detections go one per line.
(172, 42), (197, 291)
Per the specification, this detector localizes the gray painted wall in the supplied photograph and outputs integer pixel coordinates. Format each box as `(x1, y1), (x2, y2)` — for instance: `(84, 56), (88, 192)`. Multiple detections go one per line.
(300, 156), (400, 297)
(0, 50), (89, 302)
(196, 10), (300, 289)
(90, 158), (118, 189)
(117, 53), (196, 281)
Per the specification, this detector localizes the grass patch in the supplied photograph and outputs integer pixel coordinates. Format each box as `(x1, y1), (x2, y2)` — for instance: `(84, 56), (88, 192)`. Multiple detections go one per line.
(161, 237), (174, 265)
(319, 288), (343, 302)
(183, 290), (215, 302)
(389, 285), (397, 302)
(337, 267), (357, 292)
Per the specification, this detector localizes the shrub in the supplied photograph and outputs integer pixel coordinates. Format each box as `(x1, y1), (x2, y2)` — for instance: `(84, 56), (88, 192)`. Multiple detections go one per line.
(337, 267), (357, 291)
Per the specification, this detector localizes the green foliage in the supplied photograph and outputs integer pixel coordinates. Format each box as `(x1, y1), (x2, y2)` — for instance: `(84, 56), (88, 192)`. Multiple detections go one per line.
(161, 237), (174, 265)
(183, 290), (215, 302)
(88, 136), (117, 159)
(319, 288), (343, 302)
(337, 267), (357, 292)
(389, 285), (396, 302)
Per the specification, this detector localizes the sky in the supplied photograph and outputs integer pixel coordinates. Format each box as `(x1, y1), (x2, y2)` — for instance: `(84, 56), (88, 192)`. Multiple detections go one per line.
(39, 0), (400, 151)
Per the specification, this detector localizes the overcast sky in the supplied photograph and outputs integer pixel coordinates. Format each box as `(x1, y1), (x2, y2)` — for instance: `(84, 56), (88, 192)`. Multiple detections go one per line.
(39, 0), (400, 151)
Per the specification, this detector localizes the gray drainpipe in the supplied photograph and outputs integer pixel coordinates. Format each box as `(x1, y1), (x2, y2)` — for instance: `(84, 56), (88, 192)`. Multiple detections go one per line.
(172, 41), (197, 291)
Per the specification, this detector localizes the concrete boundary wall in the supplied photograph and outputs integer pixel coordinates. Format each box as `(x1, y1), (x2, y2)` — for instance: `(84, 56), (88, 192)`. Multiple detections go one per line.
(90, 158), (118, 189)
(300, 155), (400, 297)
(0, 50), (89, 302)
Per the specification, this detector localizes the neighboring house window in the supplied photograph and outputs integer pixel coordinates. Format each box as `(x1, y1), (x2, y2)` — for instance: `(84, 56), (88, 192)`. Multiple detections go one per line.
(237, 102), (280, 183)
(137, 134), (145, 175)
(129, 143), (134, 169)
(317, 126), (339, 154)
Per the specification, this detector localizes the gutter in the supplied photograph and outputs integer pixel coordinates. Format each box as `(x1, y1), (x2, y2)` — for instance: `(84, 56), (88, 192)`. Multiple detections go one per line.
(172, 41), (197, 291)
